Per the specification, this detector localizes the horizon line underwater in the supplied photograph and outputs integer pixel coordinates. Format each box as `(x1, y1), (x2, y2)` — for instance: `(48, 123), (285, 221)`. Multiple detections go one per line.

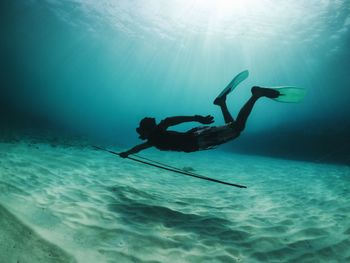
(1, 0), (350, 262)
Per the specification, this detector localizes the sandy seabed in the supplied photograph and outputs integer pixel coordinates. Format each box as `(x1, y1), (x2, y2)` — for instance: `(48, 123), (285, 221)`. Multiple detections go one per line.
(0, 142), (349, 263)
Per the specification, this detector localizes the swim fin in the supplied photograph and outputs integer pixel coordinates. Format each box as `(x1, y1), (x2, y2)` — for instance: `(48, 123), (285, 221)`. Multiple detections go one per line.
(270, 86), (306, 103)
(214, 70), (249, 105)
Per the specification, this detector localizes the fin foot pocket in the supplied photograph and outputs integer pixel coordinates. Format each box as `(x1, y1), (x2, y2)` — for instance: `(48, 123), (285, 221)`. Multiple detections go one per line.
(213, 70), (249, 105)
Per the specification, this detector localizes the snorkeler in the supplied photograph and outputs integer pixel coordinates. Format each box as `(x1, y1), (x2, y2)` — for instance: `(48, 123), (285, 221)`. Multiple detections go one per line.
(119, 72), (285, 158)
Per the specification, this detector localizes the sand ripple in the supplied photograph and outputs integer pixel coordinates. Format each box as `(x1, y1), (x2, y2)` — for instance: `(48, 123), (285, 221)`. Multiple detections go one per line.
(1, 142), (350, 262)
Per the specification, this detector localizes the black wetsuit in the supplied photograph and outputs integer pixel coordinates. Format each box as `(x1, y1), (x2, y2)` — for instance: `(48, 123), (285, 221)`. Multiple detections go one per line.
(147, 127), (199, 153)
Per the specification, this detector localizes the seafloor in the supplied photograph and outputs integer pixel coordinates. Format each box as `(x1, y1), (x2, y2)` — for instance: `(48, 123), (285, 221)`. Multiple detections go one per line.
(0, 141), (349, 263)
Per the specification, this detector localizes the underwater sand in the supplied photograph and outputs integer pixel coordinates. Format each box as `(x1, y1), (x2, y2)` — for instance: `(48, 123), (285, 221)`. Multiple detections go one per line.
(0, 142), (349, 263)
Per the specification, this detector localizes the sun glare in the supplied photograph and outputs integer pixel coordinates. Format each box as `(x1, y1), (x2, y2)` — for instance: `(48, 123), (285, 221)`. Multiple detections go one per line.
(192, 0), (268, 18)
(77, 0), (342, 42)
(172, 0), (274, 38)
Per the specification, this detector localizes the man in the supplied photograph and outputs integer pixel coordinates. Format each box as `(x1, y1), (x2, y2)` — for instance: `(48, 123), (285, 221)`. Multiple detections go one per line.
(119, 85), (280, 158)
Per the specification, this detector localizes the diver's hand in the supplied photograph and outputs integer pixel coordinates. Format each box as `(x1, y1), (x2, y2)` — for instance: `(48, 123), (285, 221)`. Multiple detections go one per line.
(196, 115), (214, 124)
(119, 152), (129, 158)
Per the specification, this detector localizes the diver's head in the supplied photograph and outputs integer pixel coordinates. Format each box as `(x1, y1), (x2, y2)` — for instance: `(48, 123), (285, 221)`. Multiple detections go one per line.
(136, 117), (156, 140)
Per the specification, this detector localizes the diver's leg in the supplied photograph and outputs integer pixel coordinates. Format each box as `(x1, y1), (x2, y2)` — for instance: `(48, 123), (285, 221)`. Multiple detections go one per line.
(213, 83), (236, 123)
(235, 96), (258, 132)
(235, 86), (280, 131)
(217, 99), (234, 124)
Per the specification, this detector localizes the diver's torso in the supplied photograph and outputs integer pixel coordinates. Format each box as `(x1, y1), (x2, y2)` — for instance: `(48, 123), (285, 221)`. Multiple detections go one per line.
(148, 129), (198, 152)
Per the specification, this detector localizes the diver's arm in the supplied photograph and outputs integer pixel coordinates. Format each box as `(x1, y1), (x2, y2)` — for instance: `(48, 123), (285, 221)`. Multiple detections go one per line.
(119, 142), (151, 158)
(159, 115), (214, 128)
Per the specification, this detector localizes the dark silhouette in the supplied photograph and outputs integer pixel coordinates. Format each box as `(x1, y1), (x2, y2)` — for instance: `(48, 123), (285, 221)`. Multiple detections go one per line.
(119, 86), (279, 158)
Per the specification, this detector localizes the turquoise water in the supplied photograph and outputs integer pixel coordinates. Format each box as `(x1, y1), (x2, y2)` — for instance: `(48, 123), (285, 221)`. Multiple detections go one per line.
(1, 0), (350, 262)
(1, 143), (350, 262)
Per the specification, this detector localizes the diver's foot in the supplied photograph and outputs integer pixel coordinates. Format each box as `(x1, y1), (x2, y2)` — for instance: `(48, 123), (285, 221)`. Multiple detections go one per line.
(213, 89), (231, 105)
(251, 86), (280, 99)
(213, 95), (227, 106)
